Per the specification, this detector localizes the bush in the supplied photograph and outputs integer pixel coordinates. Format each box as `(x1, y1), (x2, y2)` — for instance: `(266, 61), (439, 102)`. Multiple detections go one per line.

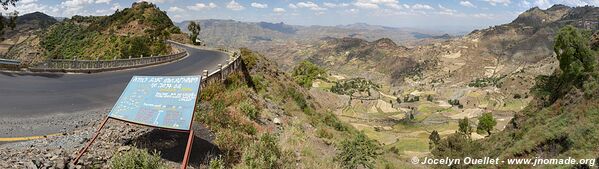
(468, 75), (506, 88)
(458, 117), (472, 136)
(331, 78), (380, 96)
(240, 101), (259, 121)
(316, 127), (334, 139)
(242, 133), (282, 169)
(426, 95), (434, 102)
(321, 111), (347, 131)
(292, 60), (326, 88)
(110, 148), (167, 169)
(208, 156), (225, 169)
(337, 132), (380, 169)
(431, 133), (481, 162)
(428, 130), (440, 150)
(240, 48), (258, 69)
(513, 93), (522, 99)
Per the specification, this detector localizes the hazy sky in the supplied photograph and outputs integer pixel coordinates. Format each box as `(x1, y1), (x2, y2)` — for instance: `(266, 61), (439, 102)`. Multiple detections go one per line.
(5, 0), (599, 32)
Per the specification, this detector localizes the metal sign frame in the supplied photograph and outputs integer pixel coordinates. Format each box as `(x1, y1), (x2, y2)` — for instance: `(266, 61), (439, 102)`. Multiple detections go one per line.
(72, 76), (203, 169)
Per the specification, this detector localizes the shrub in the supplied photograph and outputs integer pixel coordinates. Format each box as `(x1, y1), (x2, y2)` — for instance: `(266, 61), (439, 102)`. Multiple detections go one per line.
(110, 148), (167, 169)
(241, 48), (259, 70)
(428, 130), (440, 150)
(215, 129), (252, 164)
(468, 75), (506, 88)
(292, 60), (326, 88)
(240, 101), (259, 121)
(242, 133), (282, 169)
(458, 117), (472, 136)
(513, 93), (522, 99)
(316, 127), (334, 139)
(331, 78), (380, 96)
(337, 132), (380, 169)
(321, 111), (347, 131)
(208, 156), (225, 169)
(431, 133), (481, 162)
(426, 95), (434, 102)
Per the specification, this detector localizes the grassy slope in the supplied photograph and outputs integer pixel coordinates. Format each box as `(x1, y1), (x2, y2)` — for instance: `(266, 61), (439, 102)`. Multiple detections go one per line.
(196, 48), (412, 168)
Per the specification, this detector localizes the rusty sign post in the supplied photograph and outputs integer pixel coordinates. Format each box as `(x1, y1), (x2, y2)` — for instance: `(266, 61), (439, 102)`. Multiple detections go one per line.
(72, 75), (203, 169)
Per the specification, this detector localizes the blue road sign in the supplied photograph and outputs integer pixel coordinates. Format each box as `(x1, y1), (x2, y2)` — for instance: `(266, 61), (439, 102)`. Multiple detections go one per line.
(108, 76), (201, 131)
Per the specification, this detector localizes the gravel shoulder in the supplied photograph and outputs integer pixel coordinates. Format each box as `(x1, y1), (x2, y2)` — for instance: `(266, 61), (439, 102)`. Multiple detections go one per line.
(0, 108), (107, 138)
(0, 109), (217, 169)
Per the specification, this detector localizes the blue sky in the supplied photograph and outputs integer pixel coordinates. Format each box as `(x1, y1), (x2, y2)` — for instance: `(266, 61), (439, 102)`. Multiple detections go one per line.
(5, 0), (599, 32)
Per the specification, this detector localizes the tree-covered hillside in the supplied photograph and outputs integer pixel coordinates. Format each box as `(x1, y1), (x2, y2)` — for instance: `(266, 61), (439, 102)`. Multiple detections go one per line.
(40, 2), (182, 60)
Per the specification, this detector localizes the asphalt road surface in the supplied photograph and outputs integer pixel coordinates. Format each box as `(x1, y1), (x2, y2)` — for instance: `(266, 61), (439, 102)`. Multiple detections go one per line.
(0, 43), (229, 118)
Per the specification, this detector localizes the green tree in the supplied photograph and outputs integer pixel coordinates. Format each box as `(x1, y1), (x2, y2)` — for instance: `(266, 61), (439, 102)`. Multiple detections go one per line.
(533, 26), (598, 104)
(554, 25), (596, 79)
(337, 132), (380, 169)
(0, 0), (19, 36)
(458, 117), (472, 137)
(187, 21), (201, 45)
(428, 130), (440, 150)
(477, 112), (496, 136)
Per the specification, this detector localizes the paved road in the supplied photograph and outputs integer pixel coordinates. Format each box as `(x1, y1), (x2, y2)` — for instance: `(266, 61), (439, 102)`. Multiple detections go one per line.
(0, 43), (229, 118)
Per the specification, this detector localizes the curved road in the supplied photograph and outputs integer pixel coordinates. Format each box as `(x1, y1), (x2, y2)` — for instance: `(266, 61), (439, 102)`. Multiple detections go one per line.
(0, 43), (229, 118)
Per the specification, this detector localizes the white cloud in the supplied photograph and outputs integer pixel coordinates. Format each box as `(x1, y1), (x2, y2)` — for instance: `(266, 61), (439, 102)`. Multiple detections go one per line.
(227, 0), (245, 11)
(412, 4), (434, 10)
(323, 2), (350, 8)
(167, 6), (185, 13)
(187, 2), (217, 11)
(289, 4), (298, 9)
(95, 0), (111, 4)
(251, 2), (268, 8)
(295, 1), (327, 10)
(519, 0), (531, 7)
(438, 4), (458, 16)
(21, 0), (37, 3)
(532, 0), (552, 8)
(110, 3), (121, 11)
(61, 0), (94, 15)
(460, 1), (476, 8)
(353, 0), (402, 9)
(483, 0), (511, 6)
(95, 9), (109, 15)
(473, 13), (494, 18)
(273, 7), (286, 13)
(353, 1), (379, 9)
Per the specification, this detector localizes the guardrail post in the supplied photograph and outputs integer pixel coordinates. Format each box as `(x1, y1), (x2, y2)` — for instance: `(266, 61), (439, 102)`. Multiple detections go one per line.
(73, 57), (77, 69)
(202, 70), (209, 85)
(218, 64), (223, 81)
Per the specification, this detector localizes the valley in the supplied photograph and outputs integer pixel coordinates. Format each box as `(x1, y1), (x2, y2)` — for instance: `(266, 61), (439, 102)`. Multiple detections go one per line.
(1, 1), (599, 168)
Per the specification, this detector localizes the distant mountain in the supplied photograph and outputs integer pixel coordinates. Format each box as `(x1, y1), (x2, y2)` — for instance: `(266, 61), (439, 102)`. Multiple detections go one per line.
(472, 4), (599, 63)
(176, 20), (449, 48)
(334, 23), (394, 30)
(15, 12), (58, 29)
(1, 12), (58, 40)
(0, 12), (58, 62)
